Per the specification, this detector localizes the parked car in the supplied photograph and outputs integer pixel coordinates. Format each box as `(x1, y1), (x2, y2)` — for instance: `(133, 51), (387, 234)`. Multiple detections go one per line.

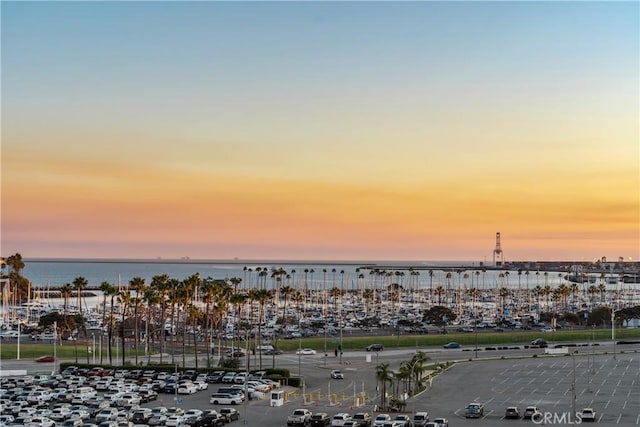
(352, 413), (372, 427)
(412, 412), (429, 427)
(198, 410), (225, 427)
(310, 412), (331, 426)
(331, 413), (352, 426)
(177, 382), (198, 394)
(392, 415), (411, 427)
(581, 408), (596, 422)
(431, 418), (449, 427)
(96, 408), (120, 422)
(523, 406), (540, 420)
(209, 393), (243, 405)
(505, 407), (520, 419)
(464, 402), (484, 418)
(373, 414), (391, 427)
(218, 407), (239, 422)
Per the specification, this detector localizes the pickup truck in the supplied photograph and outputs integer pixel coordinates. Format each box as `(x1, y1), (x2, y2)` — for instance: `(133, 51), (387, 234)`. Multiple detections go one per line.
(287, 409), (312, 426)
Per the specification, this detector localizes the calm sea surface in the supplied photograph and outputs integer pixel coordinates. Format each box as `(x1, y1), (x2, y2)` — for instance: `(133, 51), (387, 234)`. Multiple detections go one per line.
(20, 258), (604, 289)
(10, 259), (639, 312)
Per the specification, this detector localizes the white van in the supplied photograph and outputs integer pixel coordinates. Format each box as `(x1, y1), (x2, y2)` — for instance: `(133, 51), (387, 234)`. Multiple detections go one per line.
(209, 393), (244, 405)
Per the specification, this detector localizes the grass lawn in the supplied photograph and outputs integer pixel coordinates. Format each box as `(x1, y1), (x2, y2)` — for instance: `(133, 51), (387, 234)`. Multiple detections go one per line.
(0, 342), (138, 360)
(272, 327), (640, 352)
(2, 328), (638, 360)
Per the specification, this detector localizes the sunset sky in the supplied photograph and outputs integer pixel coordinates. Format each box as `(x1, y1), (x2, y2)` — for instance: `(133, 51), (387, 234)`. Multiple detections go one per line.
(2, 1), (638, 262)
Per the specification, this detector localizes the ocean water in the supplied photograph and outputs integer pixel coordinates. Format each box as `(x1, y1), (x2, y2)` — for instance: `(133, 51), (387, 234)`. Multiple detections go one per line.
(19, 258), (622, 290)
(6, 258), (639, 314)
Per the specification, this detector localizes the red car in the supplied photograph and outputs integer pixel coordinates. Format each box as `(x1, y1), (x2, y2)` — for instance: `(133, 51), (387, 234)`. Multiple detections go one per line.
(87, 367), (108, 377)
(35, 355), (55, 363)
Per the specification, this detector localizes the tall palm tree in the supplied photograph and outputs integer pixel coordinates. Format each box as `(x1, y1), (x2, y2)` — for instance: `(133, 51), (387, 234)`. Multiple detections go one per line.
(117, 290), (132, 366)
(143, 286), (160, 364)
(434, 286), (445, 305)
(60, 283), (74, 316)
(186, 304), (203, 369)
(181, 274), (201, 367)
(376, 363), (394, 410)
(230, 292), (249, 370)
(248, 288), (272, 369)
(103, 283), (118, 365)
(129, 277), (146, 366)
(150, 274), (171, 363)
(72, 276), (89, 362)
(201, 278), (217, 369)
(279, 285), (294, 335)
(99, 281), (115, 364)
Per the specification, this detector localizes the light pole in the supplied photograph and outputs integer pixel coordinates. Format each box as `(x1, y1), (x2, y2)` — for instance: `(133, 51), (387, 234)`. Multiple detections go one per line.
(611, 308), (618, 360)
(571, 350), (577, 422)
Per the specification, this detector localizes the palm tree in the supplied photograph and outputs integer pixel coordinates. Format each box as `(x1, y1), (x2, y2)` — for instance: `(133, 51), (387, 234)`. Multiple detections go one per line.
(376, 363), (394, 410)
(186, 304), (203, 369)
(117, 290), (132, 366)
(99, 281), (115, 364)
(279, 285), (294, 335)
(181, 274), (201, 367)
(72, 276), (89, 363)
(249, 288), (272, 369)
(103, 283), (118, 365)
(143, 286), (160, 364)
(150, 274), (171, 363)
(434, 286), (445, 305)
(201, 278), (217, 369)
(230, 292), (249, 370)
(60, 283), (74, 316)
(129, 277), (146, 366)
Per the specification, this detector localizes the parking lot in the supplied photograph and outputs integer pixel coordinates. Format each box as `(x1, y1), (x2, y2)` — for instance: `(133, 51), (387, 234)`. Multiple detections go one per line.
(1, 342), (639, 426)
(419, 351), (640, 425)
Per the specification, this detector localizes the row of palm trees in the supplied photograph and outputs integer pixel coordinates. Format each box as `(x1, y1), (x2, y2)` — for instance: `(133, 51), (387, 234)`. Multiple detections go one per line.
(41, 264), (638, 372)
(375, 351), (430, 410)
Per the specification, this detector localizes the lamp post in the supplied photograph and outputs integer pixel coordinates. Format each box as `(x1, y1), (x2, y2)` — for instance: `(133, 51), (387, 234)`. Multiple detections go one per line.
(611, 309), (617, 360)
(571, 350), (577, 422)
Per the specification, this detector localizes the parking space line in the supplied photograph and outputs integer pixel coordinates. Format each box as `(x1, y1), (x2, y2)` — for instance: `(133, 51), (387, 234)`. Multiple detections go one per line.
(617, 413), (622, 424)
(636, 413), (640, 424)
(605, 400), (611, 409)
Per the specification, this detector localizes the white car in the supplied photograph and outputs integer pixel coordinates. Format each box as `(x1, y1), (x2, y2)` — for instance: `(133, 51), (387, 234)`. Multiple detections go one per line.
(24, 416), (55, 427)
(117, 393), (141, 406)
(247, 380), (270, 392)
(50, 407), (72, 420)
(581, 408), (596, 422)
(96, 408), (120, 421)
(177, 382), (198, 394)
(331, 413), (352, 426)
(165, 415), (185, 427)
(432, 418), (449, 427)
(374, 414), (391, 426)
(70, 408), (91, 419)
(194, 380), (208, 391)
(296, 348), (317, 355)
(183, 409), (203, 421)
